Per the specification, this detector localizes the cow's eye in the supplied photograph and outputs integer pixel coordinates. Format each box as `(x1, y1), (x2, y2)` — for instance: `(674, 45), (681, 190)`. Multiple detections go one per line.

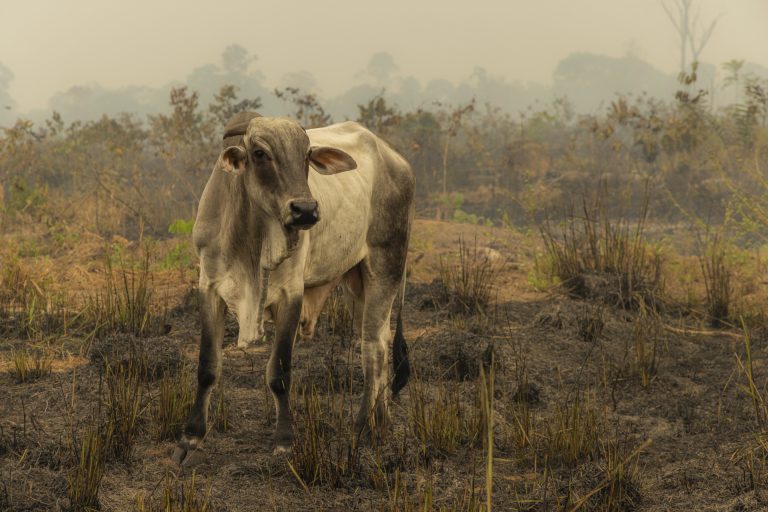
(253, 149), (267, 159)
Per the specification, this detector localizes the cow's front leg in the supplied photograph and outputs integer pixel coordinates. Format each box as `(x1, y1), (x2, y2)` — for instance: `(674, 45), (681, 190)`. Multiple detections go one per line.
(172, 286), (226, 466)
(267, 294), (302, 453)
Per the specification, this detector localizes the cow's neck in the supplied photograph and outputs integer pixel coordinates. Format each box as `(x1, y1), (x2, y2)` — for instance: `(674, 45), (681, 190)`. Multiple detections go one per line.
(219, 179), (271, 342)
(223, 177), (297, 273)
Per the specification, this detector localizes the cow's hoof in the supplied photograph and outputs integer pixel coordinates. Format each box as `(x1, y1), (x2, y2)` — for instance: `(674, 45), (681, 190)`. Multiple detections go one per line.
(272, 444), (292, 456)
(273, 429), (293, 456)
(355, 409), (389, 441)
(171, 444), (206, 467)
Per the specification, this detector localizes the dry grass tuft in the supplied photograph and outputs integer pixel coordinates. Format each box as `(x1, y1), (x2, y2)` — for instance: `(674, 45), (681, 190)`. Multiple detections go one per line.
(438, 236), (497, 317)
(540, 189), (663, 310)
(67, 427), (106, 511)
(287, 382), (365, 489)
(570, 439), (647, 511)
(103, 360), (145, 462)
(10, 346), (53, 383)
(577, 304), (605, 343)
(151, 368), (193, 442)
(212, 387), (231, 434)
(316, 286), (354, 338)
(134, 471), (212, 512)
(543, 393), (602, 467)
(697, 232), (733, 327)
(88, 247), (167, 338)
(409, 376), (482, 457)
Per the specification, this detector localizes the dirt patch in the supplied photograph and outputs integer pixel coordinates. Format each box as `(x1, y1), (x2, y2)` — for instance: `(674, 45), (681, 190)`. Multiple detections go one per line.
(2, 219), (767, 511)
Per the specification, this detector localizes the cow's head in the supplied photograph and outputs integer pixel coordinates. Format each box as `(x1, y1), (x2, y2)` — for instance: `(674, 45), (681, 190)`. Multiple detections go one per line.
(215, 113), (357, 230)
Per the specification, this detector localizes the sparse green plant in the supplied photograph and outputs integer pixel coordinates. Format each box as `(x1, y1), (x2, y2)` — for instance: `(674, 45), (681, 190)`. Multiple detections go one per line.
(161, 219), (195, 276)
(168, 219), (194, 236)
(527, 251), (558, 291)
(159, 243), (192, 274)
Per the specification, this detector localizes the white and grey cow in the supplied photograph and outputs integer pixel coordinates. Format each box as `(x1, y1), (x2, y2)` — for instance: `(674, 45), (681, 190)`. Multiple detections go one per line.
(172, 113), (414, 465)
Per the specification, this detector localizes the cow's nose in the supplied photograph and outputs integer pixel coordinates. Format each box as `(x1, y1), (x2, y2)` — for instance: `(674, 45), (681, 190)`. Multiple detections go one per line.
(288, 200), (319, 229)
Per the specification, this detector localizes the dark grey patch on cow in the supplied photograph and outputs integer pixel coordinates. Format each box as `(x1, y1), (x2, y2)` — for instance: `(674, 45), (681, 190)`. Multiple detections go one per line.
(391, 309), (410, 396)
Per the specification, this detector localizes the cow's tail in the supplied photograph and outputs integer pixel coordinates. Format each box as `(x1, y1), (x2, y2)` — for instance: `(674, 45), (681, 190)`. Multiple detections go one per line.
(391, 267), (411, 397)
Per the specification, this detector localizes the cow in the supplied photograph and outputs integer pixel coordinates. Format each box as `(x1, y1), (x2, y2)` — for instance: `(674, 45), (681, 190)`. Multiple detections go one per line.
(172, 112), (414, 466)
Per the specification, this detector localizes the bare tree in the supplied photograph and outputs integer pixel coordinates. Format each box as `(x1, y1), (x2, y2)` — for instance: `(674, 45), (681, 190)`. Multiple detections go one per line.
(661, 0), (720, 73)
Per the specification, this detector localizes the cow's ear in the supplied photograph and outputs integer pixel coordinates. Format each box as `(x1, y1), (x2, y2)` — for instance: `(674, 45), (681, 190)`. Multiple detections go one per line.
(216, 146), (247, 175)
(309, 146), (357, 175)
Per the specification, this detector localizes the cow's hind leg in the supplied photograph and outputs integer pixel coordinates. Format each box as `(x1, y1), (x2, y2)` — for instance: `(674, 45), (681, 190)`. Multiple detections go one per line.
(354, 259), (400, 434)
(172, 286), (226, 466)
(268, 295), (302, 453)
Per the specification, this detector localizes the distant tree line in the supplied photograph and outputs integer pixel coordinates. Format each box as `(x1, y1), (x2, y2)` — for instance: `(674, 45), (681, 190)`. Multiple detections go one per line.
(1, 62), (766, 245)
(3, 44), (768, 129)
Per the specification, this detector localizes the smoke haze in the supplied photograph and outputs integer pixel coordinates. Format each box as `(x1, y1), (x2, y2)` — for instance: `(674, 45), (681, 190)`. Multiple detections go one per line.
(0, 0), (766, 123)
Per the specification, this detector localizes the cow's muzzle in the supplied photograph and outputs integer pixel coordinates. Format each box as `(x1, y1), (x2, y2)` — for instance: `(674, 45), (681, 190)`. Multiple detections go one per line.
(287, 200), (319, 229)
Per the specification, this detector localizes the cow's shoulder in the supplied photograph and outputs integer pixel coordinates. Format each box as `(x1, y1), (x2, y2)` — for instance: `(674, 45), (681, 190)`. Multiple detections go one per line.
(310, 122), (412, 181)
(307, 121), (378, 153)
(193, 167), (252, 259)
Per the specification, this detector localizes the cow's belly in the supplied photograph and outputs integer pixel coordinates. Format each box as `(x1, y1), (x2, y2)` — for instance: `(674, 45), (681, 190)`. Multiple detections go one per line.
(303, 218), (368, 286)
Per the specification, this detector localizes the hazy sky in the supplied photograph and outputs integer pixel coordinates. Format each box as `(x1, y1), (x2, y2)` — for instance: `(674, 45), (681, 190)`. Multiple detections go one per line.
(1, 0), (766, 111)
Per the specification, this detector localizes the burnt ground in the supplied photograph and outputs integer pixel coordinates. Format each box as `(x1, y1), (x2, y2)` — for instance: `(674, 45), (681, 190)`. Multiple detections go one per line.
(2, 219), (768, 511)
